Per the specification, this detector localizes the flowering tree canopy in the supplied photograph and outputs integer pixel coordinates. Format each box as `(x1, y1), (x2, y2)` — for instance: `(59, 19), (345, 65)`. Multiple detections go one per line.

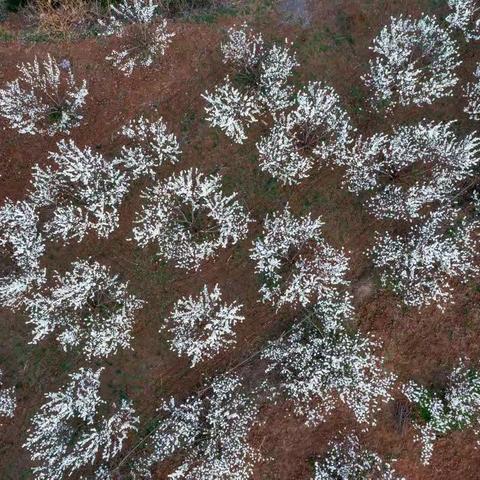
(343, 121), (480, 221)
(133, 374), (260, 479)
(133, 168), (251, 270)
(446, 0), (480, 41)
(0, 199), (45, 309)
(313, 433), (404, 480)
(364, 15), (460, 109)
(26, 259), (144, 359)
(263, 310), (396, 428)
(115, 115), (181, 179)
(24, 368), (138, 480)
(257, 81), (353, 184)
(403, 359), (480, 464)
(164, 284), (244, 366)
(371, 208), (479, 308)
(0, 54), (88, 135)
(250, 205), (349, 310)
(205, 24), (298, 143)
(0, 370), (15, 420)
(101, 0), (175, 76)
(29, 139), (130, 243)
(203, 77), (261, 144)
(466, 64), (480, 120)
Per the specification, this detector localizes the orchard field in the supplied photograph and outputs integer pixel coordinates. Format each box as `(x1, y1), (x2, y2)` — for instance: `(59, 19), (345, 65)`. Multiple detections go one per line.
(1, 0), (480, 478)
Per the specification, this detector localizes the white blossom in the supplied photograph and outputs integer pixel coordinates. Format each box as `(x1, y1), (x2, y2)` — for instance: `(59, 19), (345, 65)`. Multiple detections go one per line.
(29, 139), (130, 242)
(263, 312), (396, 428)
(343, 121), (480, 221)
(24, 368), (138, 480)
(221, 23), (265, 72)
(250, 205), (349, 310)
(257, 41), (299, 112)
(446, 0), (480, 41)
(0, 54), (87, 135)
(371, 208), (479, 308)
(115, 115), (181, 179)
(203, 77), (261, 144)
(133, 168), (251, 271)
(170, 374), (260, 480)
(0, 370), (16, 419)
(465, 64), (480, 120)
(26, 259), (144, 359)
(364, 15), (460, 109)
(164, 284), (244, 366)
(403, 358), (480, 464)
(257, 82), (353, 184)
(133, 374), (260, 479)
(102, 0), (174, 76)
(313, 433), (404, 480)
(0, 199), (46, 309)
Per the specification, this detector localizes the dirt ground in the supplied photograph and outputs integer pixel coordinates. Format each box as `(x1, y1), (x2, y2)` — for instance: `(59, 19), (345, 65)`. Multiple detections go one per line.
(1, 0), (480, 478)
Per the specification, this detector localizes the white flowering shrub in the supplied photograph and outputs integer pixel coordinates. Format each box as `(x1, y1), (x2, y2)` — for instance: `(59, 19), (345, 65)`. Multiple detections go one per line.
(133, 374), (260, 479)
(26, 259), (144, 359)
(133, 168), (251, 271)
(0, 370), (15, 419)
(203, 77), (261, 144)
(313, 433), (404, 480)
(250, 205), (349, 310)
(257, 82), (353, 184)
(465, 64), (480, 120)
(372, 208), (479, 308)
(171, 374), (260, 480)
(29, 139), (130, 243)
(164, 284), (244, 367)
(446, 0), (480, 41)
(116, 116), (181, 179)
(221, 23), (265, 73)
(131, 396), (203, 478)
(403, 359), (480, 464)
(343, 121), (480, 221)
(0, 200), (46, 309)
(205, 25), (298, 143)
(0, 54), (88, 135)
(102, 0), (174, 76)
(364, 15), (460, 109)
(24, 368), (138, 480)
(257, 41), (299, 112)
(263, 314), (396, 428)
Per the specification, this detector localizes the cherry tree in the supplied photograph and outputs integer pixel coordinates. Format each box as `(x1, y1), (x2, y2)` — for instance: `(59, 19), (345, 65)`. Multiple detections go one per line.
(0, 54), (88, 135)
(29, 139), (131, 243)
(446, 0), (480, 41)
(24, 368), (138, 480)
(343, 121), (480, 221)
(163, 284), (244, 367)
(132, 374), (260, 479)
(371, 208), (479, 309)
(313, 433), (404, 480)
(363, 15), (460, 109)
(204, 24), (298, 143)
(133, 168), (251, 270)
(263, 311), (396, 428)
(115, 115), (181, 179)
(465, 64), (480, 120)
(403, 358), (480, 464)
(257, 81), (353, 185)
(0, 199), (46, 309)
(203, 77), (261, 144)
(101, 0), (175, 76)
(0, 370), (15, 419)
(250, 205), (349, 310)
(26, 259), (144, 359)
